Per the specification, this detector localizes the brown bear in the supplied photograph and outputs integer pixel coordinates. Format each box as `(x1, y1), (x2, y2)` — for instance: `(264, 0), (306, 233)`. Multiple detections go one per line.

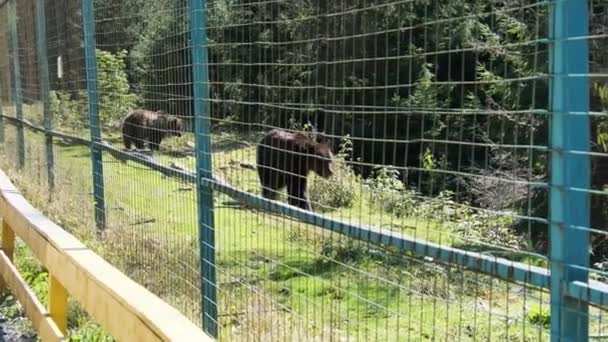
(256, 129), (334, 211)
(121, 109), (183, 151)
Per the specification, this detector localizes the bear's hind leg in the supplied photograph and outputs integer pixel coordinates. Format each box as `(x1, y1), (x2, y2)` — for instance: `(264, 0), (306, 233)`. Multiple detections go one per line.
(133, 138), (145, 150)
(123, 137), (133, 150)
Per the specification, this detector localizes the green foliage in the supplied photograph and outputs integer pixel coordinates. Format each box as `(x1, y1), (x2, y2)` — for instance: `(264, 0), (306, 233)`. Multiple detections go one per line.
(96, 50), (141, 127)
(405, 63), (454, 111)
(50, 49), (141, 130)
(21, 270), (49, 304)
(309, 136), (359, 211)
(452, 208), (524, 250)
(49, 90), (88, 130)
(595, 82), (608, 107)
(364, 166), (417, 217)
(593, 83), (608, 152)
(67, 319), (113, 342)
(526, 306), (550, 329)
(363, 167), (525, 250)
(288, 117), (318, 141)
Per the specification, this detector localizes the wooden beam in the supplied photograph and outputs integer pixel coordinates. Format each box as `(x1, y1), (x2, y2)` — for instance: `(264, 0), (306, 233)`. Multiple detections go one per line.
(0, 220), (15, 294)
(0, 170), (211, 341)
(2, 220), (14, 261)
(48, 275), (68, 335)
(0, 250), (65, 341)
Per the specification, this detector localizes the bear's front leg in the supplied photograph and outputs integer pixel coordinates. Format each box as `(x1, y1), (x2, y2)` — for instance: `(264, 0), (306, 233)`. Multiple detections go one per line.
(287, 176), (312, 211)
(147, 128), (163, 151)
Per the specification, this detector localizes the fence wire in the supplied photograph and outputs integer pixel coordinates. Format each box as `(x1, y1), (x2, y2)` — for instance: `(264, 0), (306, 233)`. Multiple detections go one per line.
(0, 0), (606, 341)
(206, 0), (552, 340)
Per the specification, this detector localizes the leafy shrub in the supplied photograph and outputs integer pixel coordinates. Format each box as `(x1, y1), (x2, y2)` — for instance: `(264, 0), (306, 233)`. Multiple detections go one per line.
(452, 208), (525, 249)
(417, 190), (460, 221)
(363, 167), (525, 250)
(526, 306), (550, 329)
(420, 190), (525, 250)
(363, 166), (417, 217)
(49, 49), (141, 131)
(49, 90), (88, 130)
(309, 136), (359, 211)
(96, 49), (141, 127)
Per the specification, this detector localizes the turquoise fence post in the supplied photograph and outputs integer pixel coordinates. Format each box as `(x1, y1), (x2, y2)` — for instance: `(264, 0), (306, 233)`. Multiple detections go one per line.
(189, 0), (218, 336)
(81, 0), (106, 232)
(36, 0), (54, 191)
(8, 0), (24, 169)
(549, 0), (590, 341)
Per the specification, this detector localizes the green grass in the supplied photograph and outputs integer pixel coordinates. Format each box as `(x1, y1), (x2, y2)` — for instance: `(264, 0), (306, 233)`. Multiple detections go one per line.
(2, 115), (606, 340)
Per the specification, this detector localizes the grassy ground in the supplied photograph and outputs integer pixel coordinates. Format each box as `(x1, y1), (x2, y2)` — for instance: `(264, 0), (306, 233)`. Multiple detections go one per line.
(2, 108), (606, 340)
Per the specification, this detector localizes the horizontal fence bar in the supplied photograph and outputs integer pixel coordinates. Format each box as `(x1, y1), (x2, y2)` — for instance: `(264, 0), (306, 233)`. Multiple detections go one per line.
(4, 116), (608, 308)
(568, 281), (608, 308)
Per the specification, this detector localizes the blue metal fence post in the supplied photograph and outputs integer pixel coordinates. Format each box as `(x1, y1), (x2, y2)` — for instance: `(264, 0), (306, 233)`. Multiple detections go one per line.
(36, 0), (54, 191)
(8, 0), (24, 169)
(189, 0), (218, 337)
(81, 0), (106, 232)
(549, 0), (590, 341)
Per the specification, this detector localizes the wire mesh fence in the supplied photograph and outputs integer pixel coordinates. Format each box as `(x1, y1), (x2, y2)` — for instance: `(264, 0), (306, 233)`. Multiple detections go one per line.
(0, 0), (607, 340)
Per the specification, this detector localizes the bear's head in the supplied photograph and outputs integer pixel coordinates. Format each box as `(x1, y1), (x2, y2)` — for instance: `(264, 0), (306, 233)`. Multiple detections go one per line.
(167, 116), (183, 137)
(156, 111), (183, 137)
(310, 138), (334, 178)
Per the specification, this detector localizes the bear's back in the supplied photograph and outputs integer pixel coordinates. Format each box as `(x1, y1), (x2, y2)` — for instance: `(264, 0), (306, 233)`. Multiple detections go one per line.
(123, 109), (159, 127)
(257, 129), (315, 176)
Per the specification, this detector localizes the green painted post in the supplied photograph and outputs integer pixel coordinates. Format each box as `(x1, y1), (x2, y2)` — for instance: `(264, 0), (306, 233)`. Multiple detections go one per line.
(36, 0), (54, 191)
(81, 0), (106, 232)
(8, 0), (24, 169)
(549, 0), (590, 341)
(189, 0), (218, 337)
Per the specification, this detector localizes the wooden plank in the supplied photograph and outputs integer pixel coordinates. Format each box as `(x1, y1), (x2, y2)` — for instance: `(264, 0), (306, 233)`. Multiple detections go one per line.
(0, 220), (15, 294)
(48, 275), (68, 334)
(0, 170), (211, 341)
(0, 250), (65, 341)
(2, 220), (14, 261)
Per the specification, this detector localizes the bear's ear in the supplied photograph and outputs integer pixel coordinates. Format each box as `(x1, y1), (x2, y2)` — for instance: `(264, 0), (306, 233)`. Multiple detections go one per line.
(316, 132), (327, 143)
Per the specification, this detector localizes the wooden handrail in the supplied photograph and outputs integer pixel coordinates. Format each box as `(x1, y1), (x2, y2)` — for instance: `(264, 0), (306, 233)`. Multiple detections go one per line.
(0, 169), (212, 341)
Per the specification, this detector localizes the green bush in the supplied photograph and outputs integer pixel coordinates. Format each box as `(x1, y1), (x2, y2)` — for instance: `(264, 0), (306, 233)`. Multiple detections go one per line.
(452, 208), (525, 249)
(96, 49), (141, 128)
(363, 166), (417, 217)
(49, 90), (88, 130)
(363, 167), (525, 250)
(526, 306), (550, 329)
(309, 136), (359, 211)
(49, 49), (141, 131)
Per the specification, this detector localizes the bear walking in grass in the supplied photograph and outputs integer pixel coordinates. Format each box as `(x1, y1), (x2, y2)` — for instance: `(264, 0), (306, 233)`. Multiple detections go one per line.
(121, 109), (183, 151)
(256, 129), (334, 211)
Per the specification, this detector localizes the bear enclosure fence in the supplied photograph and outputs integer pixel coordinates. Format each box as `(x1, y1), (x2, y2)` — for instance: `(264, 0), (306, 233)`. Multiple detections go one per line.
(0, 0), (607, 340)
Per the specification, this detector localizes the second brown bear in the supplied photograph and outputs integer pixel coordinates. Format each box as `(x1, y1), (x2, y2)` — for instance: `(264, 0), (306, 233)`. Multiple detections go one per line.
(256, 129), (334, 211)
(121, 109), (183, 151)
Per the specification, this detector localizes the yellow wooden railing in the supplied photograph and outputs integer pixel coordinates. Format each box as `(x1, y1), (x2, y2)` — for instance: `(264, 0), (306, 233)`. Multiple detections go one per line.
(0, 169), (212, 342)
